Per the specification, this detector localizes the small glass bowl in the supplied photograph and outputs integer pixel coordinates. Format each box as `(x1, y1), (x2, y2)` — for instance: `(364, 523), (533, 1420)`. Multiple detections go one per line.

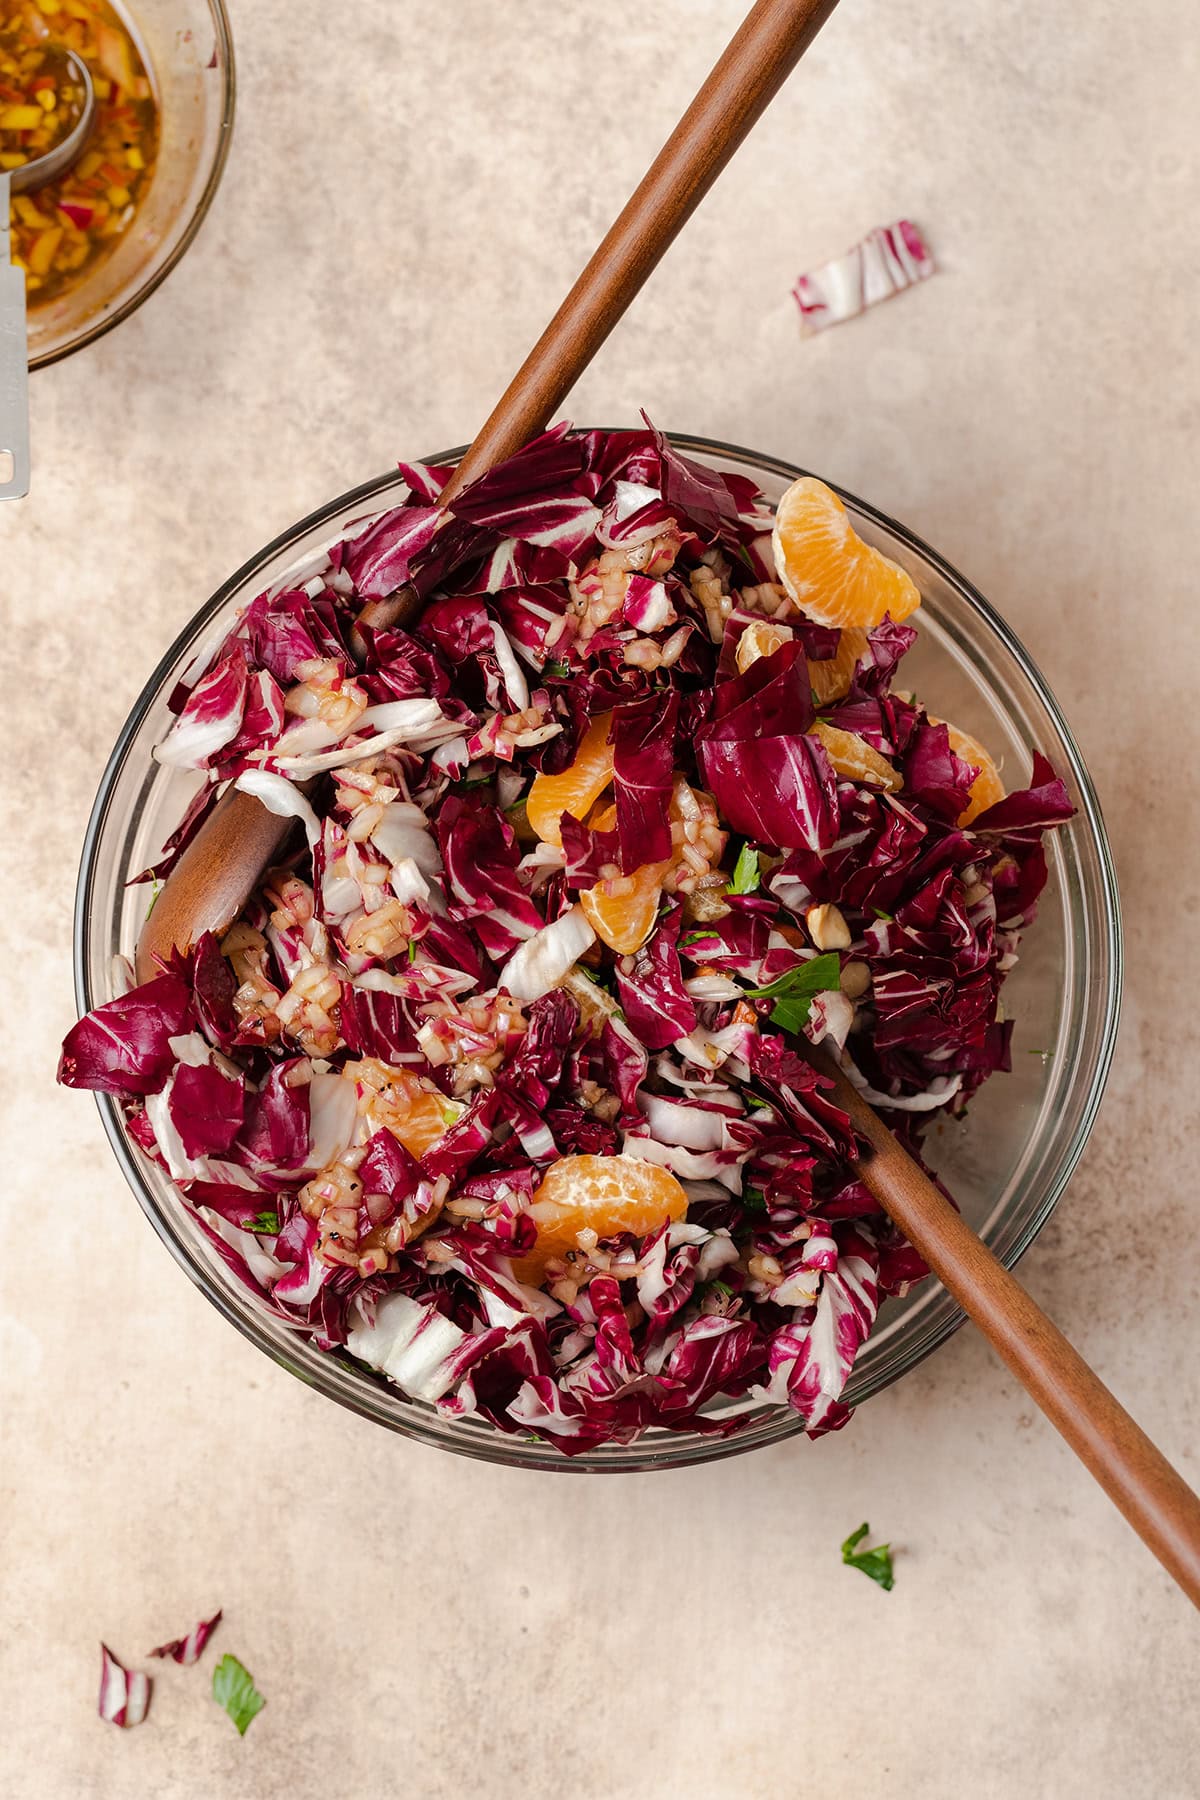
(26, 0), (234, 369)
(74, 436), (1122, 1471)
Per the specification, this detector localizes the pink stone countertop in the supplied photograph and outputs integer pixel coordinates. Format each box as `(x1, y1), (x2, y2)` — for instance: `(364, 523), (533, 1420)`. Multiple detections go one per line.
(2, 0), (1198, 1794)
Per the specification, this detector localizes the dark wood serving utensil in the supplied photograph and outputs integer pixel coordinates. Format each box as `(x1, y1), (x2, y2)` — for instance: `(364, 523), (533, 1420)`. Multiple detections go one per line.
(810, 1049), (1200, 1607)
(130, 0), (1200, 1604)
(137, 0), (837, 984)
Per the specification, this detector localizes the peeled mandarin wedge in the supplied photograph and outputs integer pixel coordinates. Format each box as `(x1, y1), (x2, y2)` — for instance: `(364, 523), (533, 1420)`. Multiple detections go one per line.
(812, 719), (902, 792)
(350, 1063), (454, 1159)
(392, 1092), (456, 1159)
(773, 477), (921, 631)
(579, 801), (666, 954)
(511, 1154), (688, 1286)
(943, 721), (1005, 826)
(581, 863), (664, 954)
(734, 618), (794, 673)
(526, 711), (615, 846)
(808, 626), (869, 707)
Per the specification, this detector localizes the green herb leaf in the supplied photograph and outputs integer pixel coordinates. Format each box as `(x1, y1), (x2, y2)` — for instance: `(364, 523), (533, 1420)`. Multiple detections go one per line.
(744, 952), (842, 1034)
(246, 1211), (279, 1236)
(841, 1523), (895, 1591)
(144, 879), (162, 922)
(407, 939), (418, 963)
(728, 844), (760, 896)
(212, 1655), (266, 1736)
(872, 907), (894, 922)
(543, 657), (572, 679)
(679, 930), (713, 951)
(741, 1186), (767, 1213)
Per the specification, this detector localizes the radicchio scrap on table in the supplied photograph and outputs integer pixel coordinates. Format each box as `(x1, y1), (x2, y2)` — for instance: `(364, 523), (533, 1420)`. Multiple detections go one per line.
(98, 1645), (152, 1729)
(792, 219), (935, 336)
(149, 1610), (224, 1666)
(61, 423), (1074, 1456)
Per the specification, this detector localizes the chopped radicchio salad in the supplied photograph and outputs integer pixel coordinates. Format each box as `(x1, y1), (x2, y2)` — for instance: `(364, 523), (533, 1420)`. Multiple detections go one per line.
(59, 424), (1074, 1454)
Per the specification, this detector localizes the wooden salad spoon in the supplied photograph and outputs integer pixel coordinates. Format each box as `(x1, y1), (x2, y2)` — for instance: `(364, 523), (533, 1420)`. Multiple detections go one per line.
(132, 0), (1200, 1603)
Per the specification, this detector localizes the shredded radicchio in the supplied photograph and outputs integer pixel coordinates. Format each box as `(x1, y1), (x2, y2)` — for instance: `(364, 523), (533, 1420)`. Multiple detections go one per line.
(149, 1609), (223, 1666)
(61, 425), (1072, 1455)
(792, 219), (935, 336)
(98, 1645), (152, 1728)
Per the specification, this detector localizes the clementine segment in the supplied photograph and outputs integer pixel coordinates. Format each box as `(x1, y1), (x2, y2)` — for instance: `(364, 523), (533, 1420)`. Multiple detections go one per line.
(773, 477), (921, 631)
(943, 721), (1005, 825)
(526, 711), (615, 846)
(812, 719), (902, 792)
(809, 626), (869, 707)
(511, 1154), (688, 1286)
(578, 800), (666, 954)
(581, 861), (665, 954)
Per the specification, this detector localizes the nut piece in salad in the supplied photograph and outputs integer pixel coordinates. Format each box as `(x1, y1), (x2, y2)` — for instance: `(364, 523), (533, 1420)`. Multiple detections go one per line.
(59, 423), (1074, 1455)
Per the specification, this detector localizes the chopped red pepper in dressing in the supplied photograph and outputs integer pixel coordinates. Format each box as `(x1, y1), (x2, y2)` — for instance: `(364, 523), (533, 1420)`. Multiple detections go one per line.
(0, 0), (159, 306)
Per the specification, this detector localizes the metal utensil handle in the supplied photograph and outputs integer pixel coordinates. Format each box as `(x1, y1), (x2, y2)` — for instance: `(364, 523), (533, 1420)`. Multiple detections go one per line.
(0, 173), (31, 502)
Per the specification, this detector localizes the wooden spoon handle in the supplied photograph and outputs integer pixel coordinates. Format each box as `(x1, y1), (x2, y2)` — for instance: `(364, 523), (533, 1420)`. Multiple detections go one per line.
(438, 0), (838, 504)
(139, 0), (839, 973)
(817, 1051), (1200, 1607)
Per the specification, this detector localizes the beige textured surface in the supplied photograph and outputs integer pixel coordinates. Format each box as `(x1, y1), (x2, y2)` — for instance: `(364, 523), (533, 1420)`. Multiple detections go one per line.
(2, 0), (1199, 1794)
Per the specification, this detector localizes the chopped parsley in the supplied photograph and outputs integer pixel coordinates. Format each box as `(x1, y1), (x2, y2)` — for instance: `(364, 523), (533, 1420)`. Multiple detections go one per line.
(744, 951), (841, 1035)
(543, 657), (572, 679)
(841, 1523), (895, 1591)
(212, 1655), (266, 1736)
(246, 1211), (280, 1236)
(728, 844), (760, 896)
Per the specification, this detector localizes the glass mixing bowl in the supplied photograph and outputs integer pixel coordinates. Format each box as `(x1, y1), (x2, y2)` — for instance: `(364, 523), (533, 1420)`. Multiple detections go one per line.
(26, 0), (234, 368)
(73, 436), (1122, 1471)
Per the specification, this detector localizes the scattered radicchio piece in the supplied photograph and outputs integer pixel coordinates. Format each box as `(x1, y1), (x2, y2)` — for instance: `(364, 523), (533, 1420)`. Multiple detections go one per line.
(696, 641), (838, 852)
(149, 1609), (223, 1666)
(792, 219), (935, 336)
(234, 1061), (311, 1172)
(902, 718), (977, 822)
(58, 973), (195, 1095)
(191, 933), (240, 1049)
(154, 646), (248, 770)
(98, 1645), (152, 1728)
(447, 423), (601, 556)
(615, 905), (697, 1051)
(436, 797), (543, 961)
(611, 690), (678, 869)
(168, 1060), (245, 1159)
(970, 752), (1076, 837)
(642, 412), (758, 539)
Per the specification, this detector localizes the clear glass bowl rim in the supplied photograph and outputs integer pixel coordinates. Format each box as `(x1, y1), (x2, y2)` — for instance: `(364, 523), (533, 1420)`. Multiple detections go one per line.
(29, 0), (236, 371)
(73, 433), (1123, 1472)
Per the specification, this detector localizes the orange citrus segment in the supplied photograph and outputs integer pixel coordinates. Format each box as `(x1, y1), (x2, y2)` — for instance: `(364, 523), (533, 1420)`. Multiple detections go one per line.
(773, 477), (921, 631)
(808, 626), (869, 707)
(942, 721), (1005, 826)
(735, 618), (794, 673)
(348, 1062), (455, 1159)
(526, 712), (615, 847)
(812, 719), (902, 792)
(577, 799), (664, 954)
(511, 1153), (688, 1286)
(581, 861), (665, 954)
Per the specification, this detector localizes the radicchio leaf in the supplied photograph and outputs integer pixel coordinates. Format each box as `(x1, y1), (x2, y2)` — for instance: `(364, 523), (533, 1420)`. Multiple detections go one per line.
(58, 973), (194, 1095)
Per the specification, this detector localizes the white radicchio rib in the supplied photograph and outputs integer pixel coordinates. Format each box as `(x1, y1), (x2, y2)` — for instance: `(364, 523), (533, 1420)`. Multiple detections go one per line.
(792, 219), (934, 336)
(98, 1645), (152, 1728)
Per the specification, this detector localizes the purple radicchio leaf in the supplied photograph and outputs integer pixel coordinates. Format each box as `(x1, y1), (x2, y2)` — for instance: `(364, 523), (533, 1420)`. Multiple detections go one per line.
(58, 973), (195, 1096)
(615, 904), (697, 1051)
